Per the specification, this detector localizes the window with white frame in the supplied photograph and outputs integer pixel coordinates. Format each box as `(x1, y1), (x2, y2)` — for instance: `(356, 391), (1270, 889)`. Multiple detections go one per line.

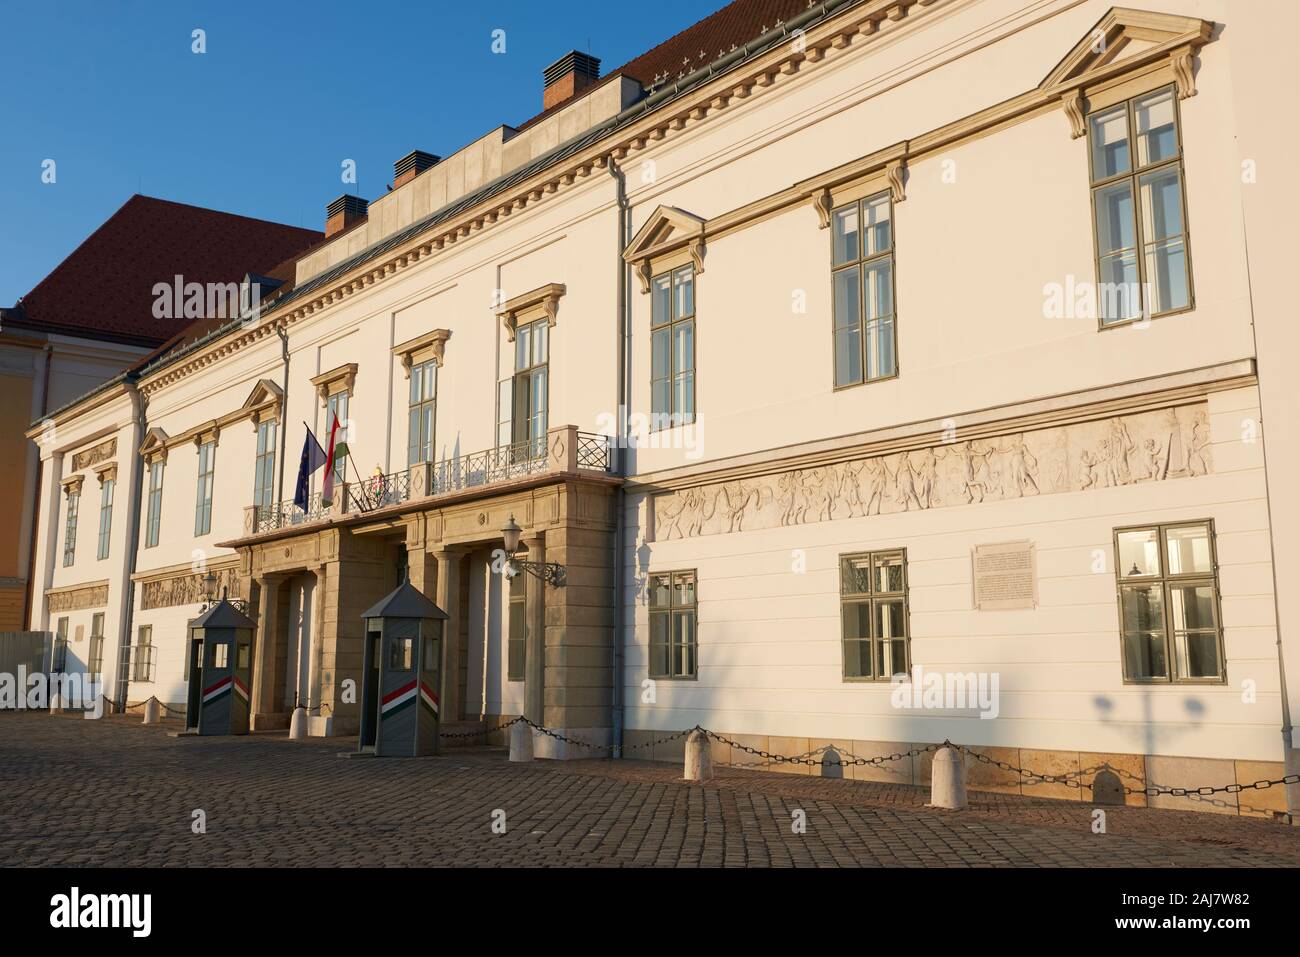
(194, 441), (216, 536)
(62, 489), (80, 567)
(1089, 86), (1192, 325)
(649, 570), (697, 679)
(839, 550), (909, 680)
(253, 419), (277, 509)
(145, 460), (164, 548)
(1114, 520), (1223, 682)
(650, 265), (695, 428)
(326, 391), (349, 486)
(507, 568), (525, 682)
(407, 360), (437, 466)
(511, 320), (548, 455)
(831, 191), (896, 388)
(53, 617), (69, 672)
(96, 477), (114, 560)
(88, 613), (105, 679)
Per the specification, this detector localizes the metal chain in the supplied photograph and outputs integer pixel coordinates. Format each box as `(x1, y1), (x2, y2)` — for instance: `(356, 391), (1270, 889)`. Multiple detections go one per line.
(705, 730), (939, 768)
(1125, 774), (1300, 798)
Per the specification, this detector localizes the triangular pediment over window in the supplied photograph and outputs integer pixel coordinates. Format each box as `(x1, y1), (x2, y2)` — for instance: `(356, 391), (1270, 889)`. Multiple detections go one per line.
(624, 206), (706, 294)
(241, 378), (283, 414)
(1041, 6), (1212, 94)
(138, 427), (170, 463)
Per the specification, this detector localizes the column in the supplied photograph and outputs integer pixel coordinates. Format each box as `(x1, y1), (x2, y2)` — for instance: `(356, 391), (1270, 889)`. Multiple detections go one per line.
(522, 533), (546, 726)
(251, 574), (283, 728)
(308, 563), (327, 730)
(434, 548), (462, 723)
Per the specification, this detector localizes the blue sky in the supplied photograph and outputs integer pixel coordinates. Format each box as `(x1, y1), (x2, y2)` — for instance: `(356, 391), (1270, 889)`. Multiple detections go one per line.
(0, 0), (723, 304)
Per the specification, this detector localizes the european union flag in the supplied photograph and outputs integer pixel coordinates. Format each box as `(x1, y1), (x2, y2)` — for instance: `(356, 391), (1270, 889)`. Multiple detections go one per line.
(294, 426), (328, 510)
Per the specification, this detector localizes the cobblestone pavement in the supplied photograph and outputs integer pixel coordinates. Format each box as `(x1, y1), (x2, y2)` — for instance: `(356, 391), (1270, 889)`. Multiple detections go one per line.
(3, 713), (1298, 867)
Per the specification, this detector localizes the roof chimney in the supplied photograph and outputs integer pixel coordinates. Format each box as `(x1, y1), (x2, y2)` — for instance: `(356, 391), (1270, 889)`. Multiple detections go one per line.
(543, 51), (600, 111)
(325, 194), (368, 238)
(393, 150), (441, 189)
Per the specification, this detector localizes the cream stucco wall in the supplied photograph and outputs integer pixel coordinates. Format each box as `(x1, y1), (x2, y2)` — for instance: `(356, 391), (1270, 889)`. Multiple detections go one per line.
(20, 0), (1297, 790)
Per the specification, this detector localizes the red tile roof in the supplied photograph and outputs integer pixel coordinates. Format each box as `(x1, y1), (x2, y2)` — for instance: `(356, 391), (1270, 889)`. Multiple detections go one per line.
(7, 195), (321, 347)
(516, 0), (812, 130)
(616, 0), (812, 85)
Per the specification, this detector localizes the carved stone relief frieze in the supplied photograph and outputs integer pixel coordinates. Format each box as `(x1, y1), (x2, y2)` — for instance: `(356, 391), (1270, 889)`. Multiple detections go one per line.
(72, 438), (116, 472)
(653, 404), (1212, 540)
(47, 583), (109, 612)
(140, 566), (240, 610)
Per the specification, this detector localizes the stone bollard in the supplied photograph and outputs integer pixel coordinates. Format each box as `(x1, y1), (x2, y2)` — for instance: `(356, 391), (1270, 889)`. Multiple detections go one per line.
(684, 729), (713, 781)
(509, 722), (534, 762)
(142, 697), (161, 725)
(289, 706), (308, 741)
(928, 744), (967, 809)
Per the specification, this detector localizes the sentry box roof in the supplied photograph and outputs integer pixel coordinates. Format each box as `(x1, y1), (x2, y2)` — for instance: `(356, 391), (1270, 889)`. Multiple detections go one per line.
(361, 581), (449, 622)
(192, 596), (256, 630)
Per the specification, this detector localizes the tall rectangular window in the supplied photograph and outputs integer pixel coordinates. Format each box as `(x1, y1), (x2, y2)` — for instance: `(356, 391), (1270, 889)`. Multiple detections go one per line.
(133, 625), (153, 683)
(62, 490), (80, 567)
(253, 419), (277, 509)
(840, 550), (909, 680)
(407, 361), (437, 466)
(1089, 86), (1191, 325)
(650, 265), (695, 428)
(512, 320), (548, 455)
(194, 441), (215, 536)
(1114, 521), (1223, 682)
(145, 460), (164, 548)
(88, 613), (105, 679)
(831, 192), (896, 388)
(506, 568), (526, 681)
(53, 617), (69, 672)
(649, 570), (697, 679)
(96, 478), (115, 560)
(326, 391), (349, 486)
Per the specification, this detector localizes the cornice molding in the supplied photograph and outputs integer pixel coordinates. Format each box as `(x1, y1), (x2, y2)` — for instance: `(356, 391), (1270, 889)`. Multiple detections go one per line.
(60, 475), (84, 496)
(629, 359), (1254, 494)
(393, 328), (452, 376)
(497, 283), (566, 342)
(310, 363), (358, 401)
(123, 2), (1214, 407)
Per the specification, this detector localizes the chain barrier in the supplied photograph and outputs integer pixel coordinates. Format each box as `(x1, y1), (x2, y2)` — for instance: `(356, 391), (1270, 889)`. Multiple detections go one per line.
(951, 743), (1300, 797)
(87, 699), (1300, 798)
(705, 730), (939, 768)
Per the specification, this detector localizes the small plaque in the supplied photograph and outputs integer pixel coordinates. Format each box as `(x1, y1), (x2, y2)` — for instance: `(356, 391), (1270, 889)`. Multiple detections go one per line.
(972, 540), (1037, 610)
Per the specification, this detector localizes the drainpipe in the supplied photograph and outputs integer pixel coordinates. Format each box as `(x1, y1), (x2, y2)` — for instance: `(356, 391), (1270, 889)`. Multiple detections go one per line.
(22, 343), (54, 627)
(116, 378), (146, 711)
(607, 158), (629, 758)
(275, 322), (290, 505)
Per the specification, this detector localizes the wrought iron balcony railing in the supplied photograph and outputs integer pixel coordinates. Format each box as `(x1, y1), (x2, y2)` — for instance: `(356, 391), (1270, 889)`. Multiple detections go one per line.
(241, 426), (613, 538)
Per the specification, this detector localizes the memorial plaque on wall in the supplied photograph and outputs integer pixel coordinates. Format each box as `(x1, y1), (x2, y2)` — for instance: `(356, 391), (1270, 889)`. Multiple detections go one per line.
(972, 540), (1037, 610)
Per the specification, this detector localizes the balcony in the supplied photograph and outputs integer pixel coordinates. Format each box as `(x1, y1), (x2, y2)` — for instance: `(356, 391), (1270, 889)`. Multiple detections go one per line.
(241, 425), (614, 538)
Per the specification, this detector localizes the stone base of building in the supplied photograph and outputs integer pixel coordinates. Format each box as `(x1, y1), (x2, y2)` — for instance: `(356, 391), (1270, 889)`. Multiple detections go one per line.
(622, 728), (1294, 819)
(250, 711), (290, 731)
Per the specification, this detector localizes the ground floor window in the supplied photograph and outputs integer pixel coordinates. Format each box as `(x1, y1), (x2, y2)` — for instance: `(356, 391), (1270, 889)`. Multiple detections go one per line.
(132, 625), (154, 683)
(1114, 520), (1224, 682)
(840, 550), (909, 680)
(88, 613), (105, 679)
(507, 568), (526, 681)
(649, 570), (697, 679)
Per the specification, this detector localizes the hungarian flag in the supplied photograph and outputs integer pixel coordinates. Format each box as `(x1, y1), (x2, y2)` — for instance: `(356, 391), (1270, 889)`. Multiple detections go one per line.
(293, 427), (327, 511)
(321, 413), (350, 506)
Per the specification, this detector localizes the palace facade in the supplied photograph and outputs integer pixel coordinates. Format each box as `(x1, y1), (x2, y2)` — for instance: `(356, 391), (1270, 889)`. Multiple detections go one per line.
(25, 0), (1300, 816)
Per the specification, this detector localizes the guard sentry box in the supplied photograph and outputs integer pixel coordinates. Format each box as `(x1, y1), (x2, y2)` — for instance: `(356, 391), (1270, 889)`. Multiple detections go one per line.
(188, 597), (255, 735)
(359, 581), (447, 757)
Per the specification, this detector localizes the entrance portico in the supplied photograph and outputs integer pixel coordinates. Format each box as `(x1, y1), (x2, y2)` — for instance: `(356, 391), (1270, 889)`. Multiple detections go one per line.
(226, 447), (619, 748)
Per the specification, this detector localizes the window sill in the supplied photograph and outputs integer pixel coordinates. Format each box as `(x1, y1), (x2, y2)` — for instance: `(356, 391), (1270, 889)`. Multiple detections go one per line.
(1097, 302), (1195, 331)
